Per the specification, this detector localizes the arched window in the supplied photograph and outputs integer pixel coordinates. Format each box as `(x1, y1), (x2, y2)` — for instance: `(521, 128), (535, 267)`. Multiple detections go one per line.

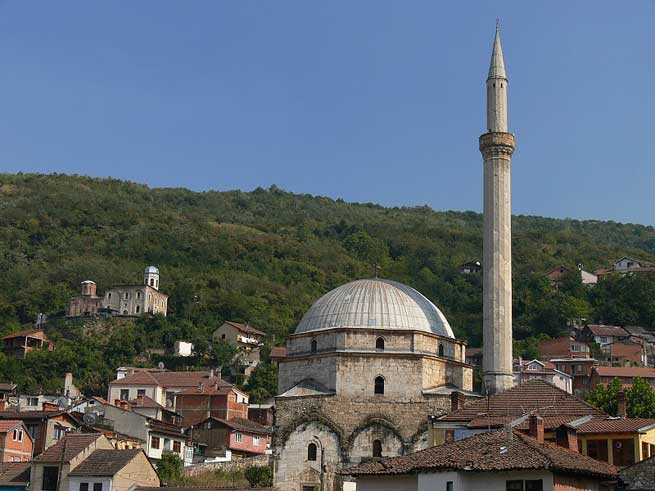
(150, 278), (155, 286)
(375, 337), (385, 351)
(438, 344), (444, 357)
(135, 306), (140, 314)
(307, 443), (317, 461)
(374, 376), (385, 395)
(372, 439), (382, 458)
(107, 292), (112, 299)
(310, 339), (317, 354)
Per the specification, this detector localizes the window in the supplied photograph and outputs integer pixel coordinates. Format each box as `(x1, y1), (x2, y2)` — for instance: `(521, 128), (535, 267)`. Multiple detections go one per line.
(150, 278), (155, 286)
(506, 481), (523, 491)
(54, 426), (65, 440)
(576, 364), (583, 373)
(173, 441), (181, 453)
(438, 344), (445, 357)
(307, 443), (317, 461)
(12, 429), (23, 441)
(42, 466), (59, 491)
(135, 305), (140, 314)
(137, 292), (141, 299)
(151, 436), (160, 449)
(375, 337), (385, 351)
(525, 481), (543, 491)
(120, 389), (129, 400)
(137, 389), (146, 397)
(235, 432), (243, 443)
(446, 482), (453, 491)
(124, 292), (129, 299)
(600, 336), (607, 343)
(374, 376), (385, 395)
(107, 292), (112, 299)
(93, 483), (103, 491)
(310, 339), (317, 353)
(253, 436), (260, 446)
(80, 483), (89, 491)
(27, 397), (39, 406)
(372, 439), (382, 458)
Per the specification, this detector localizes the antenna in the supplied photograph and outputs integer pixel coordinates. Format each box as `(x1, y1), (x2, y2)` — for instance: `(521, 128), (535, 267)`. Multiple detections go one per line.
(157, 362), (165, 370)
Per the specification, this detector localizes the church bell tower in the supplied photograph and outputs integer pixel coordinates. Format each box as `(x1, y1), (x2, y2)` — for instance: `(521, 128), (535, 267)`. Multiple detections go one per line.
(480, 22), (515, 394)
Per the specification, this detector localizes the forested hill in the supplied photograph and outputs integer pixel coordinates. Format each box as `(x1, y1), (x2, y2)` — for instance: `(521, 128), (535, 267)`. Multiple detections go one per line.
(2, 172), (655, 391)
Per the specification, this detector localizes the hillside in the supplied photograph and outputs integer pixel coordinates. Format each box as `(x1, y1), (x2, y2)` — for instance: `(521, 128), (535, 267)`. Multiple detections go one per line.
(1, 173), (655, 395)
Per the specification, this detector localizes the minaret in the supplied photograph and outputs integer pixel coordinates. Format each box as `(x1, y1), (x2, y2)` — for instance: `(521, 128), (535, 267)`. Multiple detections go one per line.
(480, 22), (515, 394)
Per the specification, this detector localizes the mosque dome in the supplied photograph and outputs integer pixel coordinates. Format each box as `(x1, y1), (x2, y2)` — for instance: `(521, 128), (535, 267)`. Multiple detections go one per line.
(295, 278), (454, 338)
(144, 266), (160, 274)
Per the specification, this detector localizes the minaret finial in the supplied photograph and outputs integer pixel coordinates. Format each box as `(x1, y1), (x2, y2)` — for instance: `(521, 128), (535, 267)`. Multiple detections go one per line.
(496, 17), (500, 29)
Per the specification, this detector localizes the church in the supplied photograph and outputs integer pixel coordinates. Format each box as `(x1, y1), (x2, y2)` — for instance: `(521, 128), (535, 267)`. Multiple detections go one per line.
(273, 24), (515, 491)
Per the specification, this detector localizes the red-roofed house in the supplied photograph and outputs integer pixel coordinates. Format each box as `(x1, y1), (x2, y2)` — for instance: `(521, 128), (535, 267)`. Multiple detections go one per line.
(212, 321), (266, 379)
(186, 416), (270, 461)
(581, 325), (629, 347)
(269, 346), (287, 367)
(174, 382), (248, 426)
(591, 367), (655, 389)
(513, 359), (573, 393)
(0, 420), (32, 462)
(1, 330), (54, 359)
(606, 342), (646, 367)
(107, 370), (229, 411)
(538, 337), (590, 359)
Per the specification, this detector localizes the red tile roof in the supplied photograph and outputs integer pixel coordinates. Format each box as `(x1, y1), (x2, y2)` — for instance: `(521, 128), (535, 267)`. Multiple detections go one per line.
(224, 321), (265, 336)
(196, 417), (271, 436)
(270, 346), (288, 358)
(574, 417), (655, 434)
(0, 462), (31, 486)
(439, 379), (604, 422)
(148, 419), (185, 437)
(587, 325), (629, 337)
(34, 433), (102, 463)
(0, 420), (25, 433)
(0, 410), (70, 420)
(593, 367), (655, 378)
(1, 329), (49, 340)
(347, 430), (617, 479)
(68, 449), (147, 476)
(129, 395), (167, 410)
(110, 371), (231, 388)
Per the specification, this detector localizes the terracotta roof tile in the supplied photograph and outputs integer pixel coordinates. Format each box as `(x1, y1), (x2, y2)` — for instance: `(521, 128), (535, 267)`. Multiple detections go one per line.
(0, 420), (25, 433)
(439, 379), (604, 422)
(619, 454), (655, 490)
(34, 433), (102, 463)
(587, 325), (629, 337)
(609, 343), (643, 358)
(574, 417), (655, 434)
(224, 321), (265, 336)
(195, 417), (271, 435)
(1, 329), (48, 340)
(593, 367), (655, 378)
(68, 449), (146, 476)
(0, 410), (69, 419)
(270, 346), (287, 358)
(110, 371), (230, 388)
(0, 462), (31, 486)
(137, 488), (274, 491)
(347, 430), (617, 479)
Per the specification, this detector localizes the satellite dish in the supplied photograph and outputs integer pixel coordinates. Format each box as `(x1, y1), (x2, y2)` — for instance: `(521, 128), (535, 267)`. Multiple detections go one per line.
(83, 413), (97, 426)
(158, 362), (165, 369)
(56, 397), (70, 409)
(165, 399), (173, 408)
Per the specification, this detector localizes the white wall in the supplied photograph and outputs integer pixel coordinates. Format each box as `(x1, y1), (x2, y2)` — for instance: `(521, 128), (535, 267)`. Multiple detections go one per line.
(68, 476), (113, 491)
(357, 475), (417, 491)
(418, 470), (553, 491)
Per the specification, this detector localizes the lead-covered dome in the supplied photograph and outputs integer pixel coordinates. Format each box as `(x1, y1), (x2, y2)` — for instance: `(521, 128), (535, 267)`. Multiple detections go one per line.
(295, 278), (454, 338)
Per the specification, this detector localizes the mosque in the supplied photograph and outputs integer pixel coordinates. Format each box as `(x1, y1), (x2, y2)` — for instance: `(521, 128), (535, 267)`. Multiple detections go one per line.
(273, 24), (515, 491)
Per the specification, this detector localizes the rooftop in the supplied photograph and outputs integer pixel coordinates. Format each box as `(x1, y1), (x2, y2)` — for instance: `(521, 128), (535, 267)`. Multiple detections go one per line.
(294, 278), (454, 337)
(1, 329), (48, 340)
(347, 430), (617, 479)
(0, 420), (26, 434)
(68, 449), (145, 476)
(593, 366), (655, 378)
(438, 379), (604, 423)
(34, 433), (102, 463)
(270, 346), (288, 358)
(0, 462), (31, 486)
(573, 417), (655, 434)
(586, 325), (629, 337)
(110, 371), (230, 388)
(195, 417), (271, 435)
(619, 454), (655, 491)
(223, 321), (265, 336)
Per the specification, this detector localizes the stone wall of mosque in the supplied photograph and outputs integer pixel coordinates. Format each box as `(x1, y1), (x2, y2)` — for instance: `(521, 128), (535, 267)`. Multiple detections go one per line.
(272, 394), (455, 491)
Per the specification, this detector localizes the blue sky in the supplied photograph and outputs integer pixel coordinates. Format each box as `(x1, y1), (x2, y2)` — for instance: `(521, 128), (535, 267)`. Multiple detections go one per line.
(1, 1), (654, 224)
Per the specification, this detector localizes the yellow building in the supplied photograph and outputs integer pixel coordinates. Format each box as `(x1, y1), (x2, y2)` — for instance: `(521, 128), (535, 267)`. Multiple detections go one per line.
(573, 417), (655, 466)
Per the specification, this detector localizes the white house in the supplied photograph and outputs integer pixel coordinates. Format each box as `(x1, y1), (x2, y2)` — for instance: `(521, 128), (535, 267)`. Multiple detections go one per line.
(350, 423), (617, 491)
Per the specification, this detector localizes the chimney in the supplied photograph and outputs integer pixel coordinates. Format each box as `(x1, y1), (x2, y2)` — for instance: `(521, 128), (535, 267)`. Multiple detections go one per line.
(528, 415), (544, 444)
(42, 402), (59, 412)
(0, 400), (6, 411)
(209, 369), (215, 379)
(450, 391), (465, 412)
(556, 425), (579, 453)
(617, 391), (627, 418)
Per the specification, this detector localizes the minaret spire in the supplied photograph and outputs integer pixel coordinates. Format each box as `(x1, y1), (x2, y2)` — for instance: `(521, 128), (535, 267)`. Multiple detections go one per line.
(480, 22), (515, 395)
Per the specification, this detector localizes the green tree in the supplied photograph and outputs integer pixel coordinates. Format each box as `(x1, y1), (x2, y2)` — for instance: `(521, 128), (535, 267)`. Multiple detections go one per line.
(243, 466), (273, 487)
(244, 363), (278, 402)
(156, 452), (183, 483)
(586, 377), (622, 415)
(627, 377), (655, 418)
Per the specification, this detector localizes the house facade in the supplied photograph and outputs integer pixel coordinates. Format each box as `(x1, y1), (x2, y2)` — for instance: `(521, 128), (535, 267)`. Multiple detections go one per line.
(0, 410), (78, 456)
(1, 331), (54, 359)
(590, 367), (655, 389)
(513, 359), (573, 393)
(187, 417), (270, 460)
(174, 383), (248, 426)
(0, 421), (32, 463)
